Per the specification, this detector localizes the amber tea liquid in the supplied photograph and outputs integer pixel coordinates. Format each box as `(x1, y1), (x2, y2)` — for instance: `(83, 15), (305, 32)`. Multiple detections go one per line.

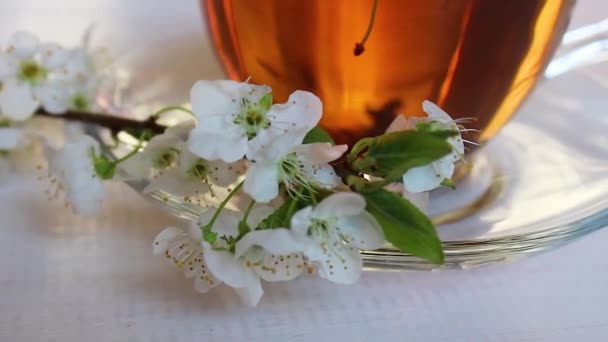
(204, 0), (574, 145)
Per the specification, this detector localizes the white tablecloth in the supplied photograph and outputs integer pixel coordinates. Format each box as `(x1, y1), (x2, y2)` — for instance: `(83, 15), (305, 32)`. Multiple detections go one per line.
(0, 1), (607, 341)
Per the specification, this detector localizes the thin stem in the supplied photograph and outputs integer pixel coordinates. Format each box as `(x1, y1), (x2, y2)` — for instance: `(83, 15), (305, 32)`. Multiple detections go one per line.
(35, 109), (167, 135)
(113, 132), (148, 164)
(236, 199), (256, 239)
(242, 199), (256, 223)
(150, 106), (194, 119)
(354, 0), (379, 56)
(202, 181), (244, 232)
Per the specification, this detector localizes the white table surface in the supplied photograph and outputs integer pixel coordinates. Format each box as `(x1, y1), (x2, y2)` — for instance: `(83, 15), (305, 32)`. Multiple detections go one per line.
(1, 1), (607, 341)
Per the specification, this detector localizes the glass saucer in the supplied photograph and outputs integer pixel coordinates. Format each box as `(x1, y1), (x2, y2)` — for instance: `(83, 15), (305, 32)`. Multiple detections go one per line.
(111, 53), (607, 271)
(363, 61), (608, 270)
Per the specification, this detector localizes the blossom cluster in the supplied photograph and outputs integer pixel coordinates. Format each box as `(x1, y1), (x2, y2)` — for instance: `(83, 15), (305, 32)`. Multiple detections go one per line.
(124, 81), (464, 305)
(0, 31), (468, 306)
(0, 30), (109, 179)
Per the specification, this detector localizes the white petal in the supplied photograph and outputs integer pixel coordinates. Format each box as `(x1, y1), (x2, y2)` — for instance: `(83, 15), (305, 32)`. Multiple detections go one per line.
(246, 205), (275, 228)
(253, 252), (306, 282)
(193, 272), (221, 293)
(313, 192), (366, 219)
(205, 159), (245, 187)
(152, 226), (184, 255)
(337, 211), (384, 250)
(269, 90), (322, 131)
(188, 128), (247, 162)
(402, 164), (443, 193)
(46, 134), (105, 216)
(0, 78), (38, 120)
(433, 157), (456, 181)
(153, 227), (222, 293)
(33, 83), (69, 114)
(69, 180), (105, 216)
(233, 277), (263, 307)
(116, 153), (152, 180)
(38, 43), (69, 69)
(203, 247), (252, 288)
(448, 136), (465, 158)
(385, 114), (416, 133)
(422, 100), (465, 156)
(241, 83), (272, 103)
(150, 122), (191, 146)
(246, 126), (306, 162)
(422, 100), (453, 123)
(315, 244), (362, 285)
(186, 250), (221, 293)
(243, 162), (279, 203)
(143, 169), (209, 196)
(235, 229), (303, 258)
(0, 127), (22, 149)
(190, 80), (243, 119)
(301, 163), (341, 189)
(197, 208), (240, 239)
(183, 250), (208, 279)
(289, 206), (314, 238)
(402, 190), (430, 212)
(292, 143), (347, 164)
(6, 31), (39, 58)
(176, 146), (199, 173)
(0, 53), (18, 78)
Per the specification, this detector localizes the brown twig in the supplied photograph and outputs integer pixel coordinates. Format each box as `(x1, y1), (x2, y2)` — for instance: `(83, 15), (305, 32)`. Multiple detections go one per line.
(35, 109), (167, 135)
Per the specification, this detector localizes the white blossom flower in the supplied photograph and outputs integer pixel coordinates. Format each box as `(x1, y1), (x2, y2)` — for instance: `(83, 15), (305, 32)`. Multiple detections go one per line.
(58, 27), (112, 112)
(153, 226), (221, 294)
(119, 122), (193, 179)
(143, 147), (246, 197)
(199, 206), (306, 306)
(386, 100), (465, 193)
(188, 80), (322, 162)
(235, 229), (310, 281)
(44, 134), (106, 216)
(0, 117), (60, 182)
(288, 192), (384, 284)
(244, 131), (346, 202)
(0, 31), (70, 120)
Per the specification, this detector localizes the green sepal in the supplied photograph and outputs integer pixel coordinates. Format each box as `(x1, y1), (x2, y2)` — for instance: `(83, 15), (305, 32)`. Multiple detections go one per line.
(259, 92), (273, 111)
(258, 196), (306, 230)
(92, 151), (116, 180)
(303, 126), (335, 145)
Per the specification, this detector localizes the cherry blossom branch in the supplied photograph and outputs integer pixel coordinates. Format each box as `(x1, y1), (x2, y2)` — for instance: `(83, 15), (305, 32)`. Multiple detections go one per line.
(35, 109), (167, 135)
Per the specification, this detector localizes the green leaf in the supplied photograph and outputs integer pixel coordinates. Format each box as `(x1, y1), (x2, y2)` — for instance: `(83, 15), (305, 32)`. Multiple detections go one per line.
(303, 126), (335, 145)
(259, 92), (273, 111)
(363, 189), (444, 264)
(352, 130), (454, 183)
(258, 196), (306, 230)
